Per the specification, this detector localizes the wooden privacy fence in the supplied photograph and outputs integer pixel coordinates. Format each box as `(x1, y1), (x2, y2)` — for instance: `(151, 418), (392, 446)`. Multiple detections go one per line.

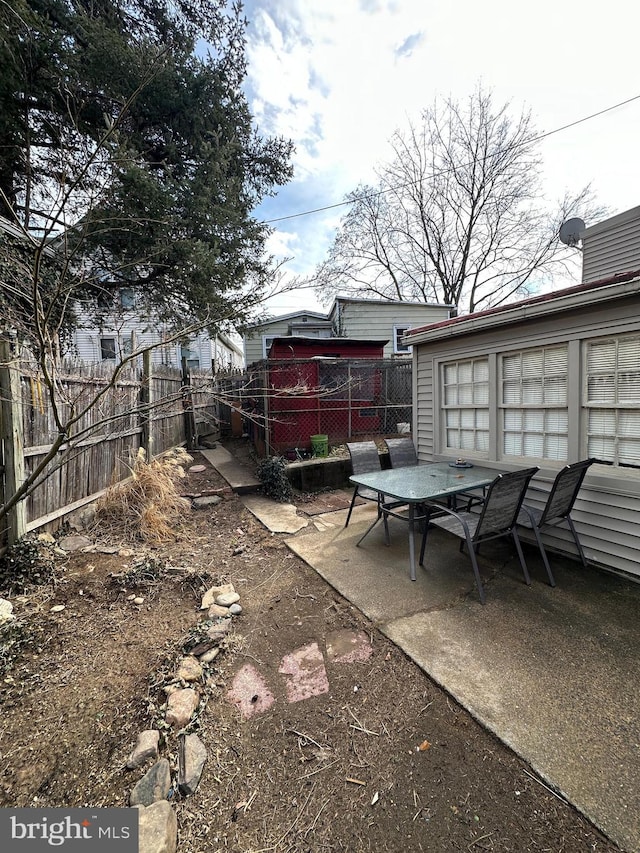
(0, 340), (219, 549)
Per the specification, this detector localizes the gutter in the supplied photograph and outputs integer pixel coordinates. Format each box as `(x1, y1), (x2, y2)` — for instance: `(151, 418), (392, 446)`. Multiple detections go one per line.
(404, 275), (640, 346)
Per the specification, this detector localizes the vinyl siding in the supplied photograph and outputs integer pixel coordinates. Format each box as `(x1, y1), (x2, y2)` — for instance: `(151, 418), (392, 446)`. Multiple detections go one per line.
(414, 353), (435, 459)
(244, 303), (450, 364)
(71, 316), (214, 368)
(338, 302), (449, 358)
(243, 318), (294, 366)
(243, 313), (331, 365)
(414, 291), (640, 579)
(582, 206), (640, 282)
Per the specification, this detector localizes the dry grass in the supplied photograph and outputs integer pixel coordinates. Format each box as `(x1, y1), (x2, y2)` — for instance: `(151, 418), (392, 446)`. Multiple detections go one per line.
(93, 447), (193, 544)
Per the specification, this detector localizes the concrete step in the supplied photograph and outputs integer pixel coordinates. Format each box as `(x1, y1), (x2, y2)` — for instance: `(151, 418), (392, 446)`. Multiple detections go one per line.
(199, 447), (261, 495)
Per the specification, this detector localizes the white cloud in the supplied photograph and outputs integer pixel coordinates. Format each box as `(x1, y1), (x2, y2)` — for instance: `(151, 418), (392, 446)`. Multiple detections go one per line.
(244, 0), (640, 312)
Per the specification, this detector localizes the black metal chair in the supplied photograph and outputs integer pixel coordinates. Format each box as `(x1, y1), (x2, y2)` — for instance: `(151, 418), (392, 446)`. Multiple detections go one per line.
(344, 441), (382, 528)
(385, 437), (418, 468)
(423, 467), (539, 603)
(517, 458), (595, 585)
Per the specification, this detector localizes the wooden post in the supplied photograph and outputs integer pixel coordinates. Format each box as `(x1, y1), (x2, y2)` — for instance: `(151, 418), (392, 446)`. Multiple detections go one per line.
(140, 349), (153, 460)
(0, 337), (27, 545)
(181, 356), (195, 451)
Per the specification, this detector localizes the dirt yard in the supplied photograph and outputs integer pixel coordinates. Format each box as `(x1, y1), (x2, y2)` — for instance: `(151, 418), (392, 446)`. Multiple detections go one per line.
(0, 449), (621, 852)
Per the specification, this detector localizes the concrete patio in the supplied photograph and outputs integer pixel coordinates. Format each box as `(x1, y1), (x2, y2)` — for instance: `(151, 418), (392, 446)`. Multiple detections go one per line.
(244, 496), (640, 853)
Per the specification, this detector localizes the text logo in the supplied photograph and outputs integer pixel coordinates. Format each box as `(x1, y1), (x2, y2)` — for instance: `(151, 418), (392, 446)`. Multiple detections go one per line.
(0, 809), (138, 851)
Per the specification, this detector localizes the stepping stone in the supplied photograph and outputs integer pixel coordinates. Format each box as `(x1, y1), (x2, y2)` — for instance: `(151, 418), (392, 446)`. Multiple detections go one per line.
(326, 629), (374, 663)
(226, 664), (275, 719)
(279, 642), (329, 703)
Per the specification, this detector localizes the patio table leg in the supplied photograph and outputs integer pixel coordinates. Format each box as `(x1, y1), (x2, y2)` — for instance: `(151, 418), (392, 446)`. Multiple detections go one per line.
(408, 503), (417, 582)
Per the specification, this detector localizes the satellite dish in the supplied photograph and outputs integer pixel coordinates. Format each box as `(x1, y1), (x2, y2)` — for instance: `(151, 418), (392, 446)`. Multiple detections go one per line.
(559, 217), (586, 247)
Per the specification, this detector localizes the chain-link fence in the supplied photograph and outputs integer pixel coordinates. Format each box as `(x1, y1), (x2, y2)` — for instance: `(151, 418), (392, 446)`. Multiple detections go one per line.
(215, 357), (413, 457)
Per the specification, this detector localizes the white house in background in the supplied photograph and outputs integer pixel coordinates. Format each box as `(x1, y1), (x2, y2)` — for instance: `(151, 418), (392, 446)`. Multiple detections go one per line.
(405, 205), (640, 581)
(70, 287), (244, 370)
(211, 332), (244, 372)
(242, 296), (453, 365)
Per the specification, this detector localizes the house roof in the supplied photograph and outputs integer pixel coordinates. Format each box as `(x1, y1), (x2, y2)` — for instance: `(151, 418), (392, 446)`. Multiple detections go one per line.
(404, 269), (640, 345)
(269, 336), (389, 349)
(246, 296), (453, 334)
(246, 310), (330, 330)
(332, 295), (453, 309)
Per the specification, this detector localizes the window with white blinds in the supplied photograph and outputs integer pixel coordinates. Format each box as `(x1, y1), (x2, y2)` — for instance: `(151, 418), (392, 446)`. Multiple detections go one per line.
(500, 345), (568, 460)
(585, 335), (640, 467)
(442, 358), (489, 452)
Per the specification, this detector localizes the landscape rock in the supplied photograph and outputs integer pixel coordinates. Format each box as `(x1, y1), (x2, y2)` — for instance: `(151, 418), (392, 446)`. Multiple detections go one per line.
(165, 688), (199, 728)
(206, 621), (231, 642)
(198, 647), (220, 664)
(57, 534), (92, 551)
(188, 464), (206, 473)
(215, 591), (240, 607)
(228, 603), (243, 616)
(126, 730), (160, 769)
(129, 758), (171, 807)
(177, 733), (207, 795)
(198, 436), (218, 449)
(0, 598), (15, 625)
(135, 801), (177, 853)
(66, 505), (96, 531)
(193, 495), (223, 509)
(201, 583), (235, 610)
(207, 603), (232, 619)
(176, 656), (203, 682)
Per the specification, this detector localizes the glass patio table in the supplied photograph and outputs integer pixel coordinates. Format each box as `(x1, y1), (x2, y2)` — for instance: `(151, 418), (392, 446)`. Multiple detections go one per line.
(349, 462), (497, 581)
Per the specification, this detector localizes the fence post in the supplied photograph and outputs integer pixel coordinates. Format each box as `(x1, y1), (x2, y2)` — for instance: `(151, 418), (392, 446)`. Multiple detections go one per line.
(140, 349), (154, 460)
(0, 336), (27, 545)
(181, 356), (195, 451)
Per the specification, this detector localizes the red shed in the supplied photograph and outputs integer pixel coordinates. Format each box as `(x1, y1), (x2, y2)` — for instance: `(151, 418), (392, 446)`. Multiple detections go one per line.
(266, 337), (388, 453)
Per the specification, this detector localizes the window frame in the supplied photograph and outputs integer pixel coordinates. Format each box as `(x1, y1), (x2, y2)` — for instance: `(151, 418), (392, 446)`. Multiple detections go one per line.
(439, 356), (490, 458)
(100, 337), (117, 360)
(583, 333), (640, 469)
(393, 325), (411, 354)
(499, 343), (569, 463)
(262, 335), (277, 358)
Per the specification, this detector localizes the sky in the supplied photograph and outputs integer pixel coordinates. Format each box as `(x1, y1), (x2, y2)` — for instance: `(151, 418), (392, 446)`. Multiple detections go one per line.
(241, 0), (640, 314)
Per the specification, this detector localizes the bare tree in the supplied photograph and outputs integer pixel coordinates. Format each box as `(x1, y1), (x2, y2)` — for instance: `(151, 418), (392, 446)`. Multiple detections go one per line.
(313, 87), (604, 314)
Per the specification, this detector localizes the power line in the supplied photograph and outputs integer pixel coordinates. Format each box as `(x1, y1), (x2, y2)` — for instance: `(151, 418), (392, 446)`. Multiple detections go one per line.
(262, 93), (640, 225)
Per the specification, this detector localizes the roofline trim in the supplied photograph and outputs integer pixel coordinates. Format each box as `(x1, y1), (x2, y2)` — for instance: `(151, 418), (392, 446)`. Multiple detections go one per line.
(404, 272), (640, 345)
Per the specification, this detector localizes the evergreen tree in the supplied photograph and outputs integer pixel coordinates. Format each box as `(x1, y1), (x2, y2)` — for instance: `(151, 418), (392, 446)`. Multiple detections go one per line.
(0, 0), (293, 340)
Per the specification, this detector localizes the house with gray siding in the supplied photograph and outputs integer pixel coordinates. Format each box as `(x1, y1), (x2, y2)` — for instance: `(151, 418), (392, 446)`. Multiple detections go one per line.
(243, 297), (452, 365)
(405, 267), (640, 581)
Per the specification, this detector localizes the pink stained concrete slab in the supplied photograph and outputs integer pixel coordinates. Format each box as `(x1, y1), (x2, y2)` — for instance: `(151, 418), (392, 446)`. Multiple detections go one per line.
(325, 629), (374, 664)
(278, 642), (329, 703)
(226, 664), (275, 719)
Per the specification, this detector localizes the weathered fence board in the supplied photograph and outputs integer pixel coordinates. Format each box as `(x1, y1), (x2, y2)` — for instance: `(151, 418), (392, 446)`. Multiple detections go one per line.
(0, 354), (219, 547)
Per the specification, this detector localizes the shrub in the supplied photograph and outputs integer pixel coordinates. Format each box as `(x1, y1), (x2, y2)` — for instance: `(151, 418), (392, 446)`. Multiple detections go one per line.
(257, 456), (293, 502)
(0, 535), (56, 595)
